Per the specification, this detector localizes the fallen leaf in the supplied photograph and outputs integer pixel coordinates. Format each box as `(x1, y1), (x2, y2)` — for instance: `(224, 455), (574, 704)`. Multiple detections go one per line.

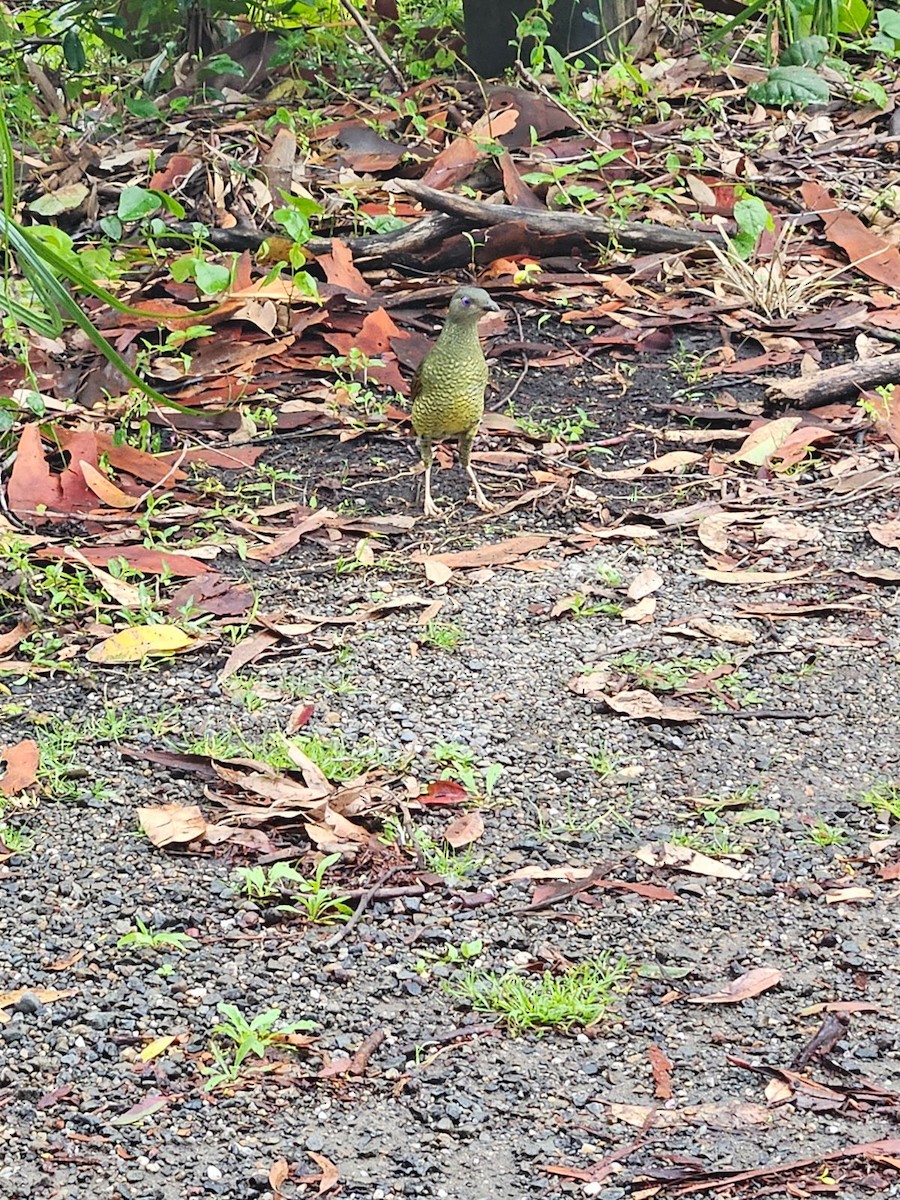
(137, 804), (207, 847)
(627, 568), (663, 601)
(666, 618), (756, 645)
(421, 557), (453, 585)
(86, 625), (196, 663)
(868, 519), (900, 550)
(109, 1094), (169, 1126)
(141, 1035), (177, 1062)
(307, 1151), (340, 1195)
(684, 966), (783, 1004)
(79, 460), (138, 509)
(697, 514), (737, 554)
(0, 739), (39, 796)
(420, 780), (469, 805)
(444, 811), (484, 848)
(694, 566), (815, 585)
(732, 417), (802, 466)
(634, 841), (743, 879)
(620, 596), (657, 624)
(412, 535), (551, 572)
(825, 886), (875, 904)
(572, 683), (701, 724)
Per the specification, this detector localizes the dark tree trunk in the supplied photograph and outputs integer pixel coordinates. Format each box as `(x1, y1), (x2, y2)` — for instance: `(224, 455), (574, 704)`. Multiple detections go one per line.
(463, 0), (639, 78)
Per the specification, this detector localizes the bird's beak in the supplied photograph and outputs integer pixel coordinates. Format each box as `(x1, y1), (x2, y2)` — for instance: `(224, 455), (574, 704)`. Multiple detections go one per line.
(485, 297), (501, 312)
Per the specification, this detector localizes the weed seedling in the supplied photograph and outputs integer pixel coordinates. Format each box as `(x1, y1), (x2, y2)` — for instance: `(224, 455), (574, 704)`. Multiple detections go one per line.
(421, 621), (464, 651)
(414, 829), (483, 886)
(860, 782), (900, 822)
(805, 819), (847, 847)
(117, 918), (193, 953)
(449, 953), (629, 1033)
(204, 1003), (316, 1091)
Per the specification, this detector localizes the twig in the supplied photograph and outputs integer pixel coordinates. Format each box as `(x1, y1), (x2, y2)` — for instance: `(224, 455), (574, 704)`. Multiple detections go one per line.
(325, 864), (404, 949)
(334, 0), (407, 91)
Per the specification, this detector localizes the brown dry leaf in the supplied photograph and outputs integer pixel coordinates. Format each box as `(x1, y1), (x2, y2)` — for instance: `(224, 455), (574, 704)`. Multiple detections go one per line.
(307, 1151), (340, 1195)
(421, 557), (453, 585)
(609, 1100), (770, 1130)
(758, 517), (823, 544)
(579, 523), (661, 541)
(802, 180), (900, 290)
(846, 564), (900, 584)
(634, 841), (743, 879)
(646, 450), (704, 473)
(825, 886), (875, 904)
(79, 460), (138, 509)
(697, 514), (737, 554)
(0, 621), (33, 657)
(648, 1043), (674, 1100)
(695, 566), (815, 585)
(589, 686), (701, 724)
(219, 630), (281, 681)
(444, 811), (485, 848)
(413, 535), (551, 573)
(0, 739), (39, 796)
(868, 519), (900, 550)
(63, 546), (143, 608)
(138, 804), (207, 847)
(684, 966), (783, 1004)
(620, 596), (656, 624)
(627, 568), (663, 601)
(420, 107), (519, 189)
(0, 986), (78, 1024)
(269, 1158), (290, 1191)
(666, 618), (757, 645)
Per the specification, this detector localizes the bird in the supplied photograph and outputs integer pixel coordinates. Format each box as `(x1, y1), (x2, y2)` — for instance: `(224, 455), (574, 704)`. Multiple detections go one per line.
(409, 286), (500, 518)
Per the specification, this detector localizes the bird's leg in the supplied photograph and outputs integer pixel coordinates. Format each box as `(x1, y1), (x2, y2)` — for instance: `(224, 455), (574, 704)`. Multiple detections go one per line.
(459, 428), (494, 513)
(418, 437), (441, 518)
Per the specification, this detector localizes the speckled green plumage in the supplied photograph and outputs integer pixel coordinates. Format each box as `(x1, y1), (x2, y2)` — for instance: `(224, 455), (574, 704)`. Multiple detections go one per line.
(408, 286), (500, 518)
(410, 316), (489, 439)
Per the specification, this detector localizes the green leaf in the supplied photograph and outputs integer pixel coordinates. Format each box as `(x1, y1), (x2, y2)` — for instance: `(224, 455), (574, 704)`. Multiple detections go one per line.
(838, 0), (870, 34)
(747, 66), (831, 107)
(193, 260), (232, 294)
(29, 183), (89, 217)
(779, 35), (829, 66)
(99, 215), (122, 240)
(126, 95), (162, 120)
(62, 29), (86, 71)
(117, 186), (161, 222)
(731, 195), (774, 258)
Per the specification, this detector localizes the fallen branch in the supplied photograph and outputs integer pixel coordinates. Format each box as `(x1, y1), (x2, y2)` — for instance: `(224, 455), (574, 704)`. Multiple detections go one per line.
(398, 179), (723, 254)
(767, 352), (900, 408)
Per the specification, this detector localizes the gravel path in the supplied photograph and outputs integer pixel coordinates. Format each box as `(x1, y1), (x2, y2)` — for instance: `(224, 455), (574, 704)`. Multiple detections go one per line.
(2, 358), (899, 1200)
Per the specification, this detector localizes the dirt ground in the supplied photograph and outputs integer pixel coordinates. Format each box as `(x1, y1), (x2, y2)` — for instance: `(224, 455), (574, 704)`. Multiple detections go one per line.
(2, 339), (900, 1200)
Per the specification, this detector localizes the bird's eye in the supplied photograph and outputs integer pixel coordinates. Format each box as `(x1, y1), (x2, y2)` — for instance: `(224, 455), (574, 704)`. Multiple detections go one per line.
(461, 296), (470, 305)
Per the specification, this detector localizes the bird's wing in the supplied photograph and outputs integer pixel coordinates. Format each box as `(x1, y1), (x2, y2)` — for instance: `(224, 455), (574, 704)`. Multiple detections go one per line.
(408, 358), (423, 407)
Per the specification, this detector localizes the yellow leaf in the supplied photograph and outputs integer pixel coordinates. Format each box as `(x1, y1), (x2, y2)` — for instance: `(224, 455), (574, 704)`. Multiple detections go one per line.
(141, 1035), (176, 1062)
(732, 418), (801, 466)
(86, 625), (194, 663)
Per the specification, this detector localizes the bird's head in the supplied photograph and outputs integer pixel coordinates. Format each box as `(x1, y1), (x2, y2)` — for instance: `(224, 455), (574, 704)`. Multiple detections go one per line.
(447, 286), (501, 323)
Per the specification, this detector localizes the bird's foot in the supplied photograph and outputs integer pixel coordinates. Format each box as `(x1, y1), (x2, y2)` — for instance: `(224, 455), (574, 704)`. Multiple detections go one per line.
(422, 497), (442, 519)
(469, 483), (495, 513)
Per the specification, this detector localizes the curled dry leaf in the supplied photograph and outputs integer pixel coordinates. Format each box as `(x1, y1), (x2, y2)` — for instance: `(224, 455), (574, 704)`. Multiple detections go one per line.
(601, 689), (701, 724)
(635, 841), (743, 880)
(138, 804), (207, 847)
(665, 618), (756, 645)
(684, 966), (783, 1004)
(420, 780), (469, 805)
(694, 566), (815, 585)
(608, 1100), (771, 1130)
(697, 513), (736, 554)
(444, 811), (485, 848)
